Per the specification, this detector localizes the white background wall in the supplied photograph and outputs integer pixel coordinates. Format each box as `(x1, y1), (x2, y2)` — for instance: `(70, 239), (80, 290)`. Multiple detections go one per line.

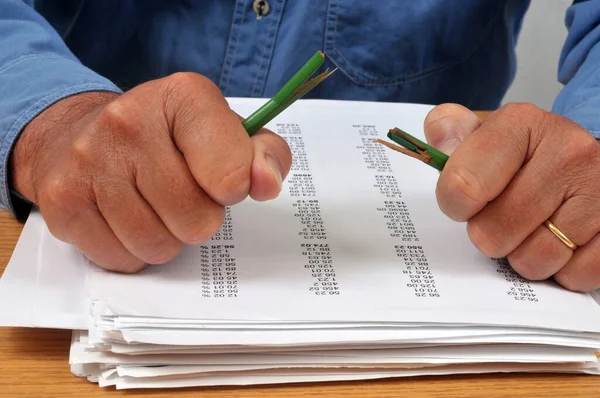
(502, 0), (572, 110)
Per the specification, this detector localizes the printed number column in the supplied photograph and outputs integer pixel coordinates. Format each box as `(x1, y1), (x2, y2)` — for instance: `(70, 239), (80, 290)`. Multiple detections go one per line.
(199, 207), (239, 298)
(277, 123), (340, 296)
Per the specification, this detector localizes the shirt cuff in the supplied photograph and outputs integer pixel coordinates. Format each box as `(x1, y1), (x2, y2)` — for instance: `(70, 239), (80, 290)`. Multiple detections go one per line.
(0, 55), (123, 219)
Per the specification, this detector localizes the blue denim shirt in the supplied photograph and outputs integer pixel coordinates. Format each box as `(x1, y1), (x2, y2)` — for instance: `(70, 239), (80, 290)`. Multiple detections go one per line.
(1, 0), (600, 216)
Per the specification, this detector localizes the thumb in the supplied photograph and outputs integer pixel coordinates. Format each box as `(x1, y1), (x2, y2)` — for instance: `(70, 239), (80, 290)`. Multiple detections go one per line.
(248, 128), (292, 201)
(232, 112), (292, 201)
(424, 104), (482, 155)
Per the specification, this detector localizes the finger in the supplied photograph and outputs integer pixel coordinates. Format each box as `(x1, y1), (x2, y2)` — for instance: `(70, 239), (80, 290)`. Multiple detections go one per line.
(507, 225), (573, 281)
(554, 233), (600, 292)
(435, 103), (545, 222)
(43, 205), (146, 273)
(503, 194), (600, 280)
(93, 177), (183, 265)
(248, 129), (292, 201)
(549, 194), (600, 247)
(166, 73), (254, 206)
(424, 103), (482, 155)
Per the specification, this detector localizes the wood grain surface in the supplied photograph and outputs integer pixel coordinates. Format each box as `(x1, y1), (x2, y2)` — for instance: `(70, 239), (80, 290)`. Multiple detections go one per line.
(2, 109), (600, 396)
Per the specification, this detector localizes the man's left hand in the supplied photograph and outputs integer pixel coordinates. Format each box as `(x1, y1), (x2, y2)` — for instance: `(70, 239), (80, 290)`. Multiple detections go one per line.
(424, 103), (600, 292)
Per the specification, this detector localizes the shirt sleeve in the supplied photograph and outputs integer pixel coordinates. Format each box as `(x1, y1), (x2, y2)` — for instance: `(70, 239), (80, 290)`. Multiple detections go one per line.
(552, 0), (600, 138)
(0, 1), (122, 218)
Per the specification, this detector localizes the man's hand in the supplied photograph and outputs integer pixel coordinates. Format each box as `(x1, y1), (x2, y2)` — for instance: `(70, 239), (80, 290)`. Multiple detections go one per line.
(9, 73), (292, 273)
(424, 103), (600, 292)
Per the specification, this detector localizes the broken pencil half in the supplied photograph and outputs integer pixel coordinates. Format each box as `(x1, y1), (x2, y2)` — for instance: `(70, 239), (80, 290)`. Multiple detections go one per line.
(375, 127), (449, 171)
(242, 51), (337, 136)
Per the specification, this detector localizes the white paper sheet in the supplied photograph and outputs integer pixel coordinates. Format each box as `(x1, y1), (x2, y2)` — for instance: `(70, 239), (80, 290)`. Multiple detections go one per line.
(98, 327), (600, 348)
(69, 333), (598, 367)
(0, 212), (88, 329)
(107, 362), (600, 390)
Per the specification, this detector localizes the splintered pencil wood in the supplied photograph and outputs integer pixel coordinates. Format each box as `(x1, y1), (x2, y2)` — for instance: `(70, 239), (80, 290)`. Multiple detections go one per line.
(375, 127), (449, 171)
(390, 128), (425, 150)
(373, 139), (432, 163)
(288, 68), (337, 103)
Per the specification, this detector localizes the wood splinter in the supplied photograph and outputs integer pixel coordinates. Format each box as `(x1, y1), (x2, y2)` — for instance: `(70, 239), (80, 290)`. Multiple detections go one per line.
(373, 138), (432, 164)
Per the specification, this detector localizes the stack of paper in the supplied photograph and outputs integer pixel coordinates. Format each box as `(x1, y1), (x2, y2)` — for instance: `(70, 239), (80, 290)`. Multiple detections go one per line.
(2, 99), (600, 390)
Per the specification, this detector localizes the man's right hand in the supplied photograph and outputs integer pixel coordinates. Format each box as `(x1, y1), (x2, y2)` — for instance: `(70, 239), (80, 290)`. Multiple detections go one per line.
(9, 73), (292, 273)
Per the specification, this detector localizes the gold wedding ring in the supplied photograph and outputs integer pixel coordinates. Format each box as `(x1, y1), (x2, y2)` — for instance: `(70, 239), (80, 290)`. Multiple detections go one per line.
(544, 220), (577, 250)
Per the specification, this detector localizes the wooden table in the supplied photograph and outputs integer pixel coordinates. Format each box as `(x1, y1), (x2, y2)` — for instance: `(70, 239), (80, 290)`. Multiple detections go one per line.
(2, 108), (600, 396)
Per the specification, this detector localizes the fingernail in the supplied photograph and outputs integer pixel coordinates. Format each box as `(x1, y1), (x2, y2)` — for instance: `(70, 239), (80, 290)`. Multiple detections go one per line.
(436, 137), (461, 155)
(266, 155), (282, 192)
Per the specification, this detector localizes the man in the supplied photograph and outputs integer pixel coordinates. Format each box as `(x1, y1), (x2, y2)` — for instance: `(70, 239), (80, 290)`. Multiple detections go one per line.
(1, 1), (600, 291)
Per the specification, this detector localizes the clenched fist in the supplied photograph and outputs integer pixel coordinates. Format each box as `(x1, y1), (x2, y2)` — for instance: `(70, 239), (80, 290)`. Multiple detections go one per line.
(10, 73), (292, 273)
(425, 103), (600, 292)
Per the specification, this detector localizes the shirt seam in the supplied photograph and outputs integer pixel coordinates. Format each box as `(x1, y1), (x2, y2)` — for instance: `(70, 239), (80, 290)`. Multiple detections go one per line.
(217, 1), (242, 91)
(251, 0), (284, 97)
(249, 10), (276, 96)
(562, 92), (600, 119)
(219, 1), (248, 94)
(0, 54), (60, 74)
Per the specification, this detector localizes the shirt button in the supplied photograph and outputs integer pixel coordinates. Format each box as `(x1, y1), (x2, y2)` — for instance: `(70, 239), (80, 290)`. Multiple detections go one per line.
(253, 0), (270, 19)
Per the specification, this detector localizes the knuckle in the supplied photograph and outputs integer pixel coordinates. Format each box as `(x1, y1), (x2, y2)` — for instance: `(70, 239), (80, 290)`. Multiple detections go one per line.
(43, 176), (69, 206)
(467, 220), (505, 258)
(446, 167), (488, 203)
(97, 100), (138, 138)
(579, 132), (600, 159)
(497, 102), (546, 137)
(439, 166), (488, 220)
(507, 253), (550, 281)
(71, 134), (98, 168)
(559, 131), (600, 169)
(486, 103), (545, 150)
(162, 72), (225, 130)
(42, 175), (81, 213)
(554, 271), (592, 293)
(39, 175), (94, 243)
(209, 162), (252, 204)
(500, 102), (542, 119)
(168, 72), (220, 97)
(109, 258), (149, 274)
(506, 233), (568, 281)
(179, 206), (226, 244)
(169, 71), (199, 86)
(141, 237), (183, 264)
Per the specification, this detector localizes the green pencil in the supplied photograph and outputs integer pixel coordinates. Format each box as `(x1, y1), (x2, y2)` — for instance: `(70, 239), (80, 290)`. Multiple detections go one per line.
(242, 51), (336, 136)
